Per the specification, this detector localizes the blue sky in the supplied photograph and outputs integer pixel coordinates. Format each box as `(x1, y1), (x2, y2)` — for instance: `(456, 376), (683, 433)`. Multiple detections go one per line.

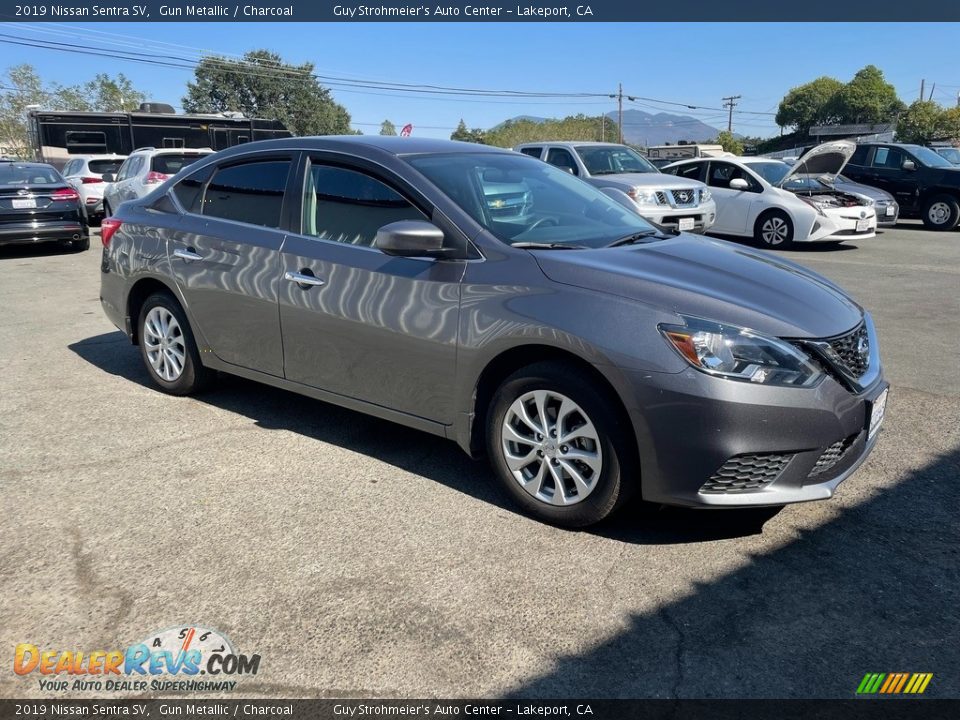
(5, 22), (959, 139)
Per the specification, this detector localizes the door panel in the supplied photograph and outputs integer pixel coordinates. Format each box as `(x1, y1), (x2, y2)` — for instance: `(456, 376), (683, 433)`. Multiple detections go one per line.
(706, 161), (757, 234)
(278, 159), (462, 423)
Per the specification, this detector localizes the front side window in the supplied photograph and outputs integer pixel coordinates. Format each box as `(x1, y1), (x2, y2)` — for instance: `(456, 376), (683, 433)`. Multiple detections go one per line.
(301, 162), (425, 246)
(203, 160), (291, 228)
(407, 152), (657, 249)
(545, 148), (578, 174)
(171, 165), (214, 214)
(708, 162), (760, 190)
(871, 147), (903, 170)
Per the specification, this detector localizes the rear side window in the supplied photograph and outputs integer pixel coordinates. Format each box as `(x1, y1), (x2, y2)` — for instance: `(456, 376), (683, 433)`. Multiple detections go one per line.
(171, 165), (214, 214)
(871, 147), (903, 170)
(518, 147), (542, 158)
(89, 159), (124, 175)
(849, 145), (869, 166)
(673, 163), (705, 181)
(203, 160), (291, 228)
(302, 162), (425, 246)
(151, 154), (208, 176)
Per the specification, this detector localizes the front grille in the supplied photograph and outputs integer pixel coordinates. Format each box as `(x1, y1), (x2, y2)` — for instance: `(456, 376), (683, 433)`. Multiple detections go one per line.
(808, 435), (858, 477)
(655, 191), (668, 205)
(824, 322), (870, 379)
(670, 188), (696, 206)
(700, 452), (793, 493)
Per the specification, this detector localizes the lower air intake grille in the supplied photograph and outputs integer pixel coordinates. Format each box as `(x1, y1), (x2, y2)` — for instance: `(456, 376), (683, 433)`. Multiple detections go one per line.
(700, 453), (793, 493)
(808, 435), (857, 477)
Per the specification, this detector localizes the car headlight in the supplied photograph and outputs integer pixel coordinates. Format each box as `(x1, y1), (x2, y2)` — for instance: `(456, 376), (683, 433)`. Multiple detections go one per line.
(627, 187), (659, 204)
(700, 188), (712, 203)
(798, 196), (826, 216)
(659, 316), (823, 387)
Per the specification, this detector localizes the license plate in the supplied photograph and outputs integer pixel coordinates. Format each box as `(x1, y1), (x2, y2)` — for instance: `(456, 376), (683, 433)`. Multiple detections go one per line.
(855, 218), (870, 232)
(885, 206), (895, 216)
(868, 388), (888, 441)
(678, 218), (695, 231)
(12, 198), (36, 209)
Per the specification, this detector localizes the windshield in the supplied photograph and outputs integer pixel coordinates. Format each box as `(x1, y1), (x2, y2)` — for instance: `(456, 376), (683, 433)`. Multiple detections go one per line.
(407, 152), (657, 248)
(907, 145), (954, 168)
(781, 176), (831, 192)
(0, 164), (62, 185)
(574, 146), (657, 176)
(934, 147), (960, 165)
(744, 161), (791, 185)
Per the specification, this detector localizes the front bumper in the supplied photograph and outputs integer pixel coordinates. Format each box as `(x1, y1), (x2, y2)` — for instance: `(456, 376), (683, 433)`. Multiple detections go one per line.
(876, 203), (899, 227)
(637, 198), (717, 233)
(621, 320), (887, 508)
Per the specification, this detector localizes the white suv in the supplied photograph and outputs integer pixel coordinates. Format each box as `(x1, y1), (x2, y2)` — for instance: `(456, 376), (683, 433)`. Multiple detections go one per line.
(515, 141), (716, 233)
(103, 147), (213, 216)
(61, 154), (126, 223)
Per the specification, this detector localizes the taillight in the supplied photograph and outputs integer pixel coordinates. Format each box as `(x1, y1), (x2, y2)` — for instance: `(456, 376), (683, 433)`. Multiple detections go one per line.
(51, 187), (80, 201)
(81, 176), (104, 184)
(144, 171), (170, 185)
(100, 218), (122, 247)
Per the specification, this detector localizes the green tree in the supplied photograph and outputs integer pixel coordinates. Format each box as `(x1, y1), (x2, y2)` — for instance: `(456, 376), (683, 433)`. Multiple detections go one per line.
(0, 65), (49, 158)
(450, 119), (486, 144)
(712, 130), (744, 155)
(51, 73), (146, 113)
(183, 49), (352, 136)
(897, 100), (960, 143)
(828, 65), (905, 124)
(379, 120), (397, 136)
(477, 114), (618, 148)
(775, 76), (845, 133)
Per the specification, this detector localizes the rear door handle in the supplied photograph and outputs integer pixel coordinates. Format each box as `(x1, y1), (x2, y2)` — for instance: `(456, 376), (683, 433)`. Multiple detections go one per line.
(284, 270), (326, 288)
(173, 248), (203, 261)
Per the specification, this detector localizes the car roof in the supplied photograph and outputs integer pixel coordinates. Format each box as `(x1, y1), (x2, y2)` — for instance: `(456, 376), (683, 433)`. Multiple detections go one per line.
(515, 141), (625, 148)
(0, 160), (57, 169)
(70, 154), (127, 161)
(204, 135), (515, 161)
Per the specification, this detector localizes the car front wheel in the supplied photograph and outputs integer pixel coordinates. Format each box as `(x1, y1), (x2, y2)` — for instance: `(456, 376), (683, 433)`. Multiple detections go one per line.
(138, 292), (214, 395)
(921, 195), (960, 230)
(486, 362), (636, 527)
(755, 210), (794, 249)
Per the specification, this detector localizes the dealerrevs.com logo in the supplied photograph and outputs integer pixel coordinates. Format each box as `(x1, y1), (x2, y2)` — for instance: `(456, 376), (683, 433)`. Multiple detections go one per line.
(13, 625), (260, 693)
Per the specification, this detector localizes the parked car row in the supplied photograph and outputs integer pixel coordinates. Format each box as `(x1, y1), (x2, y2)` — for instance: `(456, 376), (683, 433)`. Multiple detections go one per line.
(0, 160), (89, 251)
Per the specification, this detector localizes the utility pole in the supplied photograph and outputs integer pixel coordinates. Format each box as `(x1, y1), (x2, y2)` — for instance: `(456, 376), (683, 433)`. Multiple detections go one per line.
(928, 82), (936, 102)
(618, 83), (623, 144)
(722, 95), (741, 133)
(920, 79), (925, 102)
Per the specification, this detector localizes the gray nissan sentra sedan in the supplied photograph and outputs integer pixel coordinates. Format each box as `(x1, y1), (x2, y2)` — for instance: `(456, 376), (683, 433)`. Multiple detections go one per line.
(99, 137), (889, 527)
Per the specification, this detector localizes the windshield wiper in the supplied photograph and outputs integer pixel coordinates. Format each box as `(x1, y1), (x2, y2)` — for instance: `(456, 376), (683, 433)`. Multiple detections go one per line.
(511, 242), (588, 250)
(605, 230), (668, 247)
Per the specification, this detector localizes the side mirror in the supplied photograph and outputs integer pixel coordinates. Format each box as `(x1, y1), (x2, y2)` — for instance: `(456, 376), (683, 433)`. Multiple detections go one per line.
(902, 160), (916, 171)
(729, 178), (749, 190)
(102, 173), (115, 183)
(374, 220), (447, 258)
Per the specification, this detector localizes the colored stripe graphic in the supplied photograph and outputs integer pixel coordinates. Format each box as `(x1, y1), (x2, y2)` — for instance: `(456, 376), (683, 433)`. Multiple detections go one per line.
(857, 672), (932, 694)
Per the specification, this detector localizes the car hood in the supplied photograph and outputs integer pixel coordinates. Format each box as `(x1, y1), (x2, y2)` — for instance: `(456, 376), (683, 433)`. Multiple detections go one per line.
(831, 177), (894, 202)
(533, 234), (863, 339)
(777, 140), (856, 186)
(590, 173), (704, 189)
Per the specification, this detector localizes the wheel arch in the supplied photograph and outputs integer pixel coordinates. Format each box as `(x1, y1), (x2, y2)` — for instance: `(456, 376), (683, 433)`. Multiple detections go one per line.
(466, 344), (639, 466)
(126, 276), (183, 346)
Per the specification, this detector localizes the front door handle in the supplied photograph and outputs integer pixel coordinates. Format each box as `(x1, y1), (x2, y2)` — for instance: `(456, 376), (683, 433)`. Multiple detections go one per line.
(173, 248), (203, 261)
(284, 270), (326, 288)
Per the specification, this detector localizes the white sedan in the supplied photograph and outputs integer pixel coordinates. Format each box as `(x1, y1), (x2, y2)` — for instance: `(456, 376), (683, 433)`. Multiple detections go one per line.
(663, 141), (876, 249)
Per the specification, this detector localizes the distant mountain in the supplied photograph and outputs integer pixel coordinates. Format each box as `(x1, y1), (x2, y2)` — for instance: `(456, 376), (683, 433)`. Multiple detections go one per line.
(493, 115), (548, 129)
(606, 109), (723, 146)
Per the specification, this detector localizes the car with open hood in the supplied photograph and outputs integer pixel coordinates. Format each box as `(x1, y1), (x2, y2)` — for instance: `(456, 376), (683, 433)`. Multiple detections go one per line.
(663, 141), (877, 249)
(99, 136), (888, 527)
(514, 141), (717, 234)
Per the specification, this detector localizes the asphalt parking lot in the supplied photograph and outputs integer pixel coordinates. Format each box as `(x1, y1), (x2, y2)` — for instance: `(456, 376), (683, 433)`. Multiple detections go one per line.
(1, 221), (958, 700)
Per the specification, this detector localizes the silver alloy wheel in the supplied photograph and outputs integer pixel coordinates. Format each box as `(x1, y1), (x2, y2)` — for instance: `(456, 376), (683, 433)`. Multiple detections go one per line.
(761, 216), (790, 245)
(500, 390), (603, 506)
(143, 306), (186, 382)
(928, 201), (952, 226)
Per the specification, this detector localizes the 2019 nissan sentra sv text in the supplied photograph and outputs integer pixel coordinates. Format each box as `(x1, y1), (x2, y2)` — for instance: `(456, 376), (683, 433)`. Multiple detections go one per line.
(99, 137), (888, 527)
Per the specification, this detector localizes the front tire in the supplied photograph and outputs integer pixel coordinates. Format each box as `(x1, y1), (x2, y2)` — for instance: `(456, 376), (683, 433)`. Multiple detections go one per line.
(755, 210), (794, 249)
(486, 362), (636, 528)
(137, 292), (214, 395)
(921, 194), (960, 231)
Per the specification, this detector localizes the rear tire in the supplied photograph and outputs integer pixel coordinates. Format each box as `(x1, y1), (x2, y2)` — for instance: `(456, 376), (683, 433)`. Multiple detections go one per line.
(754, 210), (794, 249)
(137, 292), (214, 396)
(71, 236), (90, 252)
(486, 361), (636, 528)
(921, 194), (960, 231)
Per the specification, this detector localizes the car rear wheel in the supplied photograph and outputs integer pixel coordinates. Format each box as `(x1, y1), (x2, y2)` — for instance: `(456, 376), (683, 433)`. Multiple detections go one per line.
(921, 195), (960, 231)
(486, 362), (636, 527)
(138, 292), (214, 396)
(755, 210), (794, 249)
(71, 236), (90, 252)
